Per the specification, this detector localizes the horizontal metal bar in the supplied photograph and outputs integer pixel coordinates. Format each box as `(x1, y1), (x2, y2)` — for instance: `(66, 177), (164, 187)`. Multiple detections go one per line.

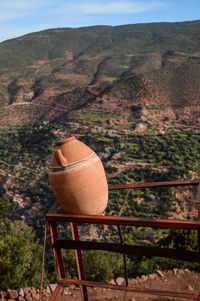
(61, 278), (198, 300)
(108, 180), (200, 191)
(55, 239), (200, 263)
(46, 214), (200, 229)
(48, 180), (200, 214)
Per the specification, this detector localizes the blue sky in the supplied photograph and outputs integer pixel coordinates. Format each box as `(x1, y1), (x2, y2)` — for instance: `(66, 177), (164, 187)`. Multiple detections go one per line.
(0, 0), (200, 42)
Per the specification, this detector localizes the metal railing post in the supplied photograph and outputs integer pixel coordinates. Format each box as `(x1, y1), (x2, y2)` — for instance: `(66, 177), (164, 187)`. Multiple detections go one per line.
(70, 222), (88, 301)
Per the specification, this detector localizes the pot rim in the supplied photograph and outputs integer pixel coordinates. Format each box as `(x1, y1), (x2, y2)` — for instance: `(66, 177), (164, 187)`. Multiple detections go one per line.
(56, 136), (75, 146)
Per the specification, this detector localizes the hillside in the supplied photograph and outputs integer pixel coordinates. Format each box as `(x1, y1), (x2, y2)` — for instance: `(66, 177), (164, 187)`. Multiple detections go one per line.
(1, 19), (200, 243)
(0, 20), (200, 130)
(1, 21), (200, 290)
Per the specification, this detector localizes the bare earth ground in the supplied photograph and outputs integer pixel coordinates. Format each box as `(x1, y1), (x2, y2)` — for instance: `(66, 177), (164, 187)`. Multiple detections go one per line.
(51, 270), (200, 301)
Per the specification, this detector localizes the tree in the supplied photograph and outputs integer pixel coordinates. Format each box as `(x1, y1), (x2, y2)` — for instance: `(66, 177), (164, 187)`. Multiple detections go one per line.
(62, 249), (125, 282)
(0, 199), (43, 290)
(83, 250), (124, 281)
(158, 229), (198, 251)
(0, 198), (10, 219)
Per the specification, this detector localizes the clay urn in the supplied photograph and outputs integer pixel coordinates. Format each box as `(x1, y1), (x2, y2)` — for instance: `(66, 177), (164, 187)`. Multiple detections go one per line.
(49, 136), (108, 215)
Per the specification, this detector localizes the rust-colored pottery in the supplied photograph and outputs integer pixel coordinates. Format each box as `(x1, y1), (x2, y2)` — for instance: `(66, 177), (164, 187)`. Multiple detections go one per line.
(49, 136), (108, 215)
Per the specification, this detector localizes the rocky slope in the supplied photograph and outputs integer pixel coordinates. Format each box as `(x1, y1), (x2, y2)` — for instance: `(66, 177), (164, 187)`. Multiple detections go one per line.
(1, 269), (199, 301)
(0, 20), (200, 131)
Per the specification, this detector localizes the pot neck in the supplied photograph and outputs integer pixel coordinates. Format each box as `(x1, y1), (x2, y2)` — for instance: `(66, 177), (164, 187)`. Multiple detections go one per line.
(56, 136), (76, 147)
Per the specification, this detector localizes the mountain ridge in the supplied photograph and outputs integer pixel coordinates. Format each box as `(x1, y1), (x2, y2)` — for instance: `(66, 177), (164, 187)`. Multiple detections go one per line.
(1, 20), (200, 69)
(0, 20), (200, 131)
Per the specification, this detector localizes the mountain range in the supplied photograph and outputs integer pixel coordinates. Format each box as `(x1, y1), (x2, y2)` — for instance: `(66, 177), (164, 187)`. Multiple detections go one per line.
(1, 20), (200, 131)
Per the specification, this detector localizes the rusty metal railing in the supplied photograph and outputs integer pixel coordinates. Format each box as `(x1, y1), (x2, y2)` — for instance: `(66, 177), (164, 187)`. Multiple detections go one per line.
(46, 179), (200, 301)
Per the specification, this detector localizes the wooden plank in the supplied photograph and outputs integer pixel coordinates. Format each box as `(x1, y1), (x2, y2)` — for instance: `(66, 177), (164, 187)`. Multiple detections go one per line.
(55, 239), (200, 263)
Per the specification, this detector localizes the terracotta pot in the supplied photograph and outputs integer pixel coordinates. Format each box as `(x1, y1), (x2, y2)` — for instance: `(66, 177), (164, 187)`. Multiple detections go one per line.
(49, 136), (108, 215)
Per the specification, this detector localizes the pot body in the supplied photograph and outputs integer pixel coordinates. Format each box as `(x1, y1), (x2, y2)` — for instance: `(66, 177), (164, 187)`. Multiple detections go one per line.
(49, 137), (108, 215)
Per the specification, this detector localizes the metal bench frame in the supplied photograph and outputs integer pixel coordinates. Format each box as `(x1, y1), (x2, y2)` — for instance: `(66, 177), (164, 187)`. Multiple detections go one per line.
(46, 180), (200, 301)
